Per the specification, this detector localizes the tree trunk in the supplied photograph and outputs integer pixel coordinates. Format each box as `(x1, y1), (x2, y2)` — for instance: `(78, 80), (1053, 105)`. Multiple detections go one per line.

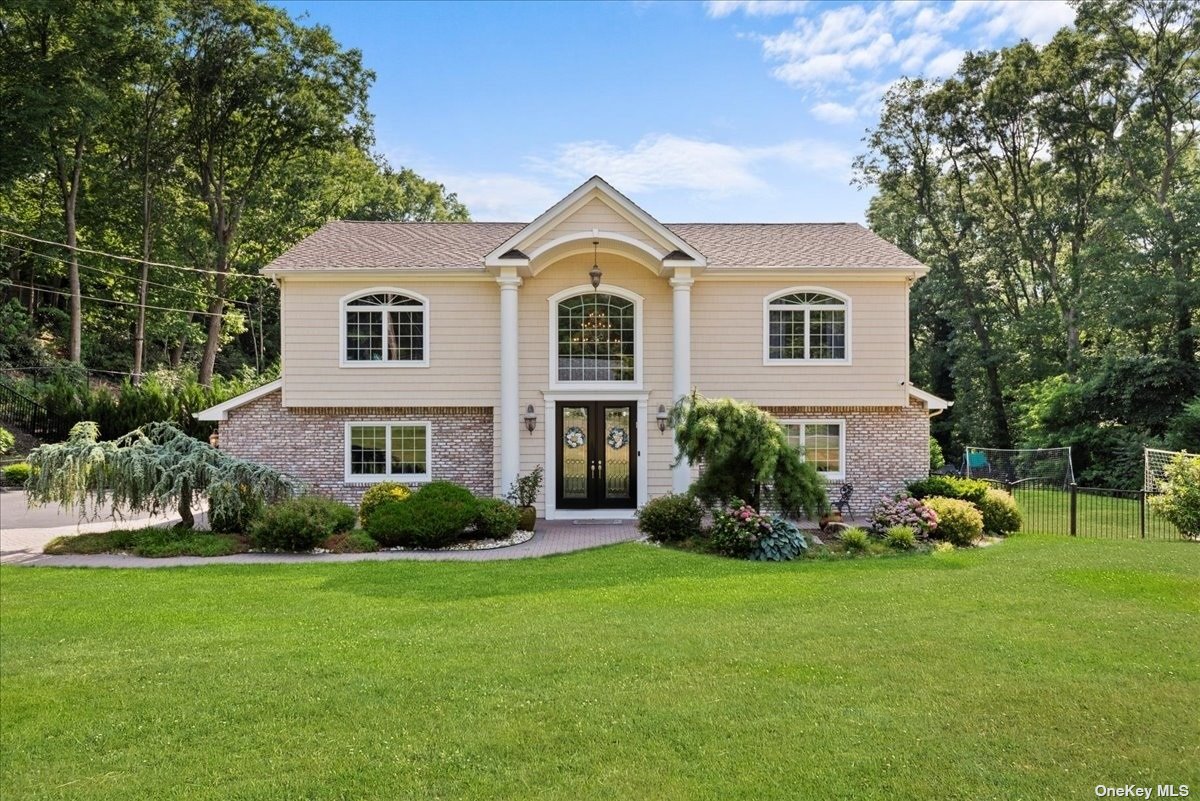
(197, 272), (226, 387)
(133, 165), (152, 384)
(55, 135), (85, 364)
(169, 312), (193, 367)
(176, 477), (194, 529)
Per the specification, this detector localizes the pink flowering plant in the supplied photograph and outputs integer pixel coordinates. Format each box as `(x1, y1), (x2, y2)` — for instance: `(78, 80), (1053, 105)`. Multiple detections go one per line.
(869, 494), (939, 538)
(709, 500), (774, 558)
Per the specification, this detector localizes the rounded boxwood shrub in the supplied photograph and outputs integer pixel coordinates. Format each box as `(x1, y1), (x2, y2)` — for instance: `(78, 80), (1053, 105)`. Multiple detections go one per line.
(977, 487), (1022, 535)
(475, 498), (520, 540)
(358, 481), (412, 525)
(906, 475), (990, 505)
(250, 496), (356, 552)
(923, 496), (983, 546)
(635, 493), (704, 543)
(366, 482), (478, 549)
(2, 462), (31, 487)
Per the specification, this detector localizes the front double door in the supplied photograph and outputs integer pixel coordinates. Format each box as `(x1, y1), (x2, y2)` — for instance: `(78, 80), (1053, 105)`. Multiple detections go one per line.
(556, 402), (637, 510)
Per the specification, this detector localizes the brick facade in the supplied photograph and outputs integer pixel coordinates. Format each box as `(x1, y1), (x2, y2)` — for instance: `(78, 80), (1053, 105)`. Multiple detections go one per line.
(217, 389), (927, 514)
(762, 399), (931, 511)
(218, 390), (493, 504)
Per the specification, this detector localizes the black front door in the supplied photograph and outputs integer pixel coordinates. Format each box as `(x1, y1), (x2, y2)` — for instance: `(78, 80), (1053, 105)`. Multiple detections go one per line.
(556, 402), (637, 510)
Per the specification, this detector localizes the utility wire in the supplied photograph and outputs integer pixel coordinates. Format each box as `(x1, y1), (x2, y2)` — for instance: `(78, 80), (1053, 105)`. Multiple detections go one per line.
(0, 228), (273, 281)
(3, 280), (229, 318)
(1, 242), (253, 309)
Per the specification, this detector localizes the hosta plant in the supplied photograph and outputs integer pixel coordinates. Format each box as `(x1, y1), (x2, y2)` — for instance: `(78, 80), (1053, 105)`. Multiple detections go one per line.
(749, 517), (809, 562)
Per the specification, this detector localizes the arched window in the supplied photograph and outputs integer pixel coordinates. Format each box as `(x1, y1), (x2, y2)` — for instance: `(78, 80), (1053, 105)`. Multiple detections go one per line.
(556, 292), (636, 382)
(765, 290), (848, 362)
(342, 290), (428, 365)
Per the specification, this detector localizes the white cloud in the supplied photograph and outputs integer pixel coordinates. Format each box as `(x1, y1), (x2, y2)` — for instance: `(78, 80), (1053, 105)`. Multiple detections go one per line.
(705, 0), (808, 18)
(727, 0), (1073, 121)
(531, 133), (853, 197)
(811, 101), (859, 124)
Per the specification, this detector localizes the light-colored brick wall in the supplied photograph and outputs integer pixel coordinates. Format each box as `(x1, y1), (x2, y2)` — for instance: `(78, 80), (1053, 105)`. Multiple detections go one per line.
(762, 399), (931, 512)
(218, 390), (493, 505)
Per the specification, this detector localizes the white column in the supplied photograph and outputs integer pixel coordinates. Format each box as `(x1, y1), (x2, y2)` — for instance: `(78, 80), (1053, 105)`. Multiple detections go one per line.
(497, 271), (522, 497)
(670, 271), (693, 493)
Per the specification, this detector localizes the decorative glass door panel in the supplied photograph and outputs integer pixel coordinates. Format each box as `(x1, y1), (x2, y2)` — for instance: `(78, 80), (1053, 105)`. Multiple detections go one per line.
(561, 405), (589, 501)
(603, 406), (632, 501)
(556, 402), (637, 510)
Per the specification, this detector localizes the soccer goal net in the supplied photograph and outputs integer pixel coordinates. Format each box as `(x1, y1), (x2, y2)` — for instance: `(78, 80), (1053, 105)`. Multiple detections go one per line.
(963, 446), (1075, 489)
(1145, 448), (1196, 493)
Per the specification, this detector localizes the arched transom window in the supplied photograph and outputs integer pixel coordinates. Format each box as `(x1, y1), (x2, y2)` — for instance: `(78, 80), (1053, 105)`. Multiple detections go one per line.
(557, 293), (636, 382)
(343, 291), (427, 365)
(766, 290), (848, 362)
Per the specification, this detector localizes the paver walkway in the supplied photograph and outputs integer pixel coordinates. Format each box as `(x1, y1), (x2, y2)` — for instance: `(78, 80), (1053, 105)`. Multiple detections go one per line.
(0, 516), (641, 568)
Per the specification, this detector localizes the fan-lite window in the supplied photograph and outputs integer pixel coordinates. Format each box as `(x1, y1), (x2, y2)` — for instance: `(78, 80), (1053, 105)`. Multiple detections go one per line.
(783, 421), (844, 478)
(557, 293), (636, 382)
(346, 422), (430, 482)
(344, 292), (426, 364)
(767, 291), (847, 361)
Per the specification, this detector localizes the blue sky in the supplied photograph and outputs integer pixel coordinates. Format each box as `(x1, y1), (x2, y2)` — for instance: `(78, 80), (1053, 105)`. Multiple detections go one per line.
(276, 1), (1075, 223)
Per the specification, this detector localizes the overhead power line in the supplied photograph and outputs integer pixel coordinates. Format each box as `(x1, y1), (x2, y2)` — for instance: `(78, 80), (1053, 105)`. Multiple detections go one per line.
(0, 228), (273, 281)
(0, 242), (252, 309)
(3, 280), (231, 318)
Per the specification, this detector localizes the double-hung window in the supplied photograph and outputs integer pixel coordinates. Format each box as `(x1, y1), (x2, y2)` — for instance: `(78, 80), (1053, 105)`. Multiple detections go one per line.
(345, 422), (431, 483)
(765, 290), (848, 363)
(781, 420), (845, 480)
(342, 291), (428, 366)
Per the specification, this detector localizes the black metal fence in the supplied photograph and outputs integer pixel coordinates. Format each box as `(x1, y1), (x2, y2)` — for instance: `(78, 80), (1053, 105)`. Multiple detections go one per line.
(0, 378), (66, 441)
(987, 478), (1182, 540)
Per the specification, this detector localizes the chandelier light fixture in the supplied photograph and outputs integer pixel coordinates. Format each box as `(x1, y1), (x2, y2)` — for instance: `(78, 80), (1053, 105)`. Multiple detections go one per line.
(589, 239), (602, 290)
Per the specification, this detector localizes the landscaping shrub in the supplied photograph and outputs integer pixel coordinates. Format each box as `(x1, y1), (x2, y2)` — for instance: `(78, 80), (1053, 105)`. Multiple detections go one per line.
(1149, 452), (1200, 539)
(869, 494), (938, 537)
(207, 482), (265, 534)
(636, 493), (704, 543)
(906, 475), (989, 505)
(2, 462), (31, 487)
(884, 525), (917, 550)
(359, 481), (412, 525)
(708, 501), (773, 558)
(923, 497), (983, 546)
(0, 425), (14, 456)
(977, 487), (1022, 535)
(475, 498), (520, 539)
(43, 528), (246, 557)
(929, 436), (945, 471)
(320, 530), (381, 553)
(749, 517), (809, 561)
(250, 496), (356, 552)
(366, 482), (478, 549)
(839, 527), (871, 553)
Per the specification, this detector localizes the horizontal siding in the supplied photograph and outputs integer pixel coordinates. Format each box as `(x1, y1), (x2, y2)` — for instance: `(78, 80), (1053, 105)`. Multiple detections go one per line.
(282, 278), (501, 407)
(691, 279), (909, 406)
(516, 253), (675, 508)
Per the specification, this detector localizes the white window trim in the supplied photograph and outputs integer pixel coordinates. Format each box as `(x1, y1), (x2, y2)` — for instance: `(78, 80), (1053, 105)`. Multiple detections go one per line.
(339, 287), (430, 368)
(343, 421), (432, 484)
(547, 284), (644, 391)
(762, 286), (852, 366)
(779, 418), (846, 481)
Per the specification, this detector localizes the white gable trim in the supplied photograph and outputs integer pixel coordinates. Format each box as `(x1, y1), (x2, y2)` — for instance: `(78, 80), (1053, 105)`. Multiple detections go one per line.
(194, 379), (282, 421)
(907, 385), (951, 411)
(483, 176), (707, 269)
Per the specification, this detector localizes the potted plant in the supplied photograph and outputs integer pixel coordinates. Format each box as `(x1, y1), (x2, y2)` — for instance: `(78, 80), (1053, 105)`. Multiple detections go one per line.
(506, 465), (543, 532)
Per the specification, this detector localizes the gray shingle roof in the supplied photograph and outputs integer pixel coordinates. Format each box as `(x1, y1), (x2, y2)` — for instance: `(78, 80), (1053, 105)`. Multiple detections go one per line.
(264, 220), (923, 271)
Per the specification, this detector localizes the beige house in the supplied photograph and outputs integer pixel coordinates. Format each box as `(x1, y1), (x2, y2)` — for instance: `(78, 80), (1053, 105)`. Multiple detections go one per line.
(198, 176), (948, 519)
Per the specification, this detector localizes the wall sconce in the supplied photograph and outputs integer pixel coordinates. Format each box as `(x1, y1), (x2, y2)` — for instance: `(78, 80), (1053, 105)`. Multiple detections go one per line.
(524, 404), (537, 434)
(656, 404), (669, 433)
(208, 430), (220, 449)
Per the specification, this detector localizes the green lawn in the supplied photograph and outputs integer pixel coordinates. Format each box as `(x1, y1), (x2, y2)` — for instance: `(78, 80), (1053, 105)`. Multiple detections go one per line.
(2, 536), (1198, 800)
